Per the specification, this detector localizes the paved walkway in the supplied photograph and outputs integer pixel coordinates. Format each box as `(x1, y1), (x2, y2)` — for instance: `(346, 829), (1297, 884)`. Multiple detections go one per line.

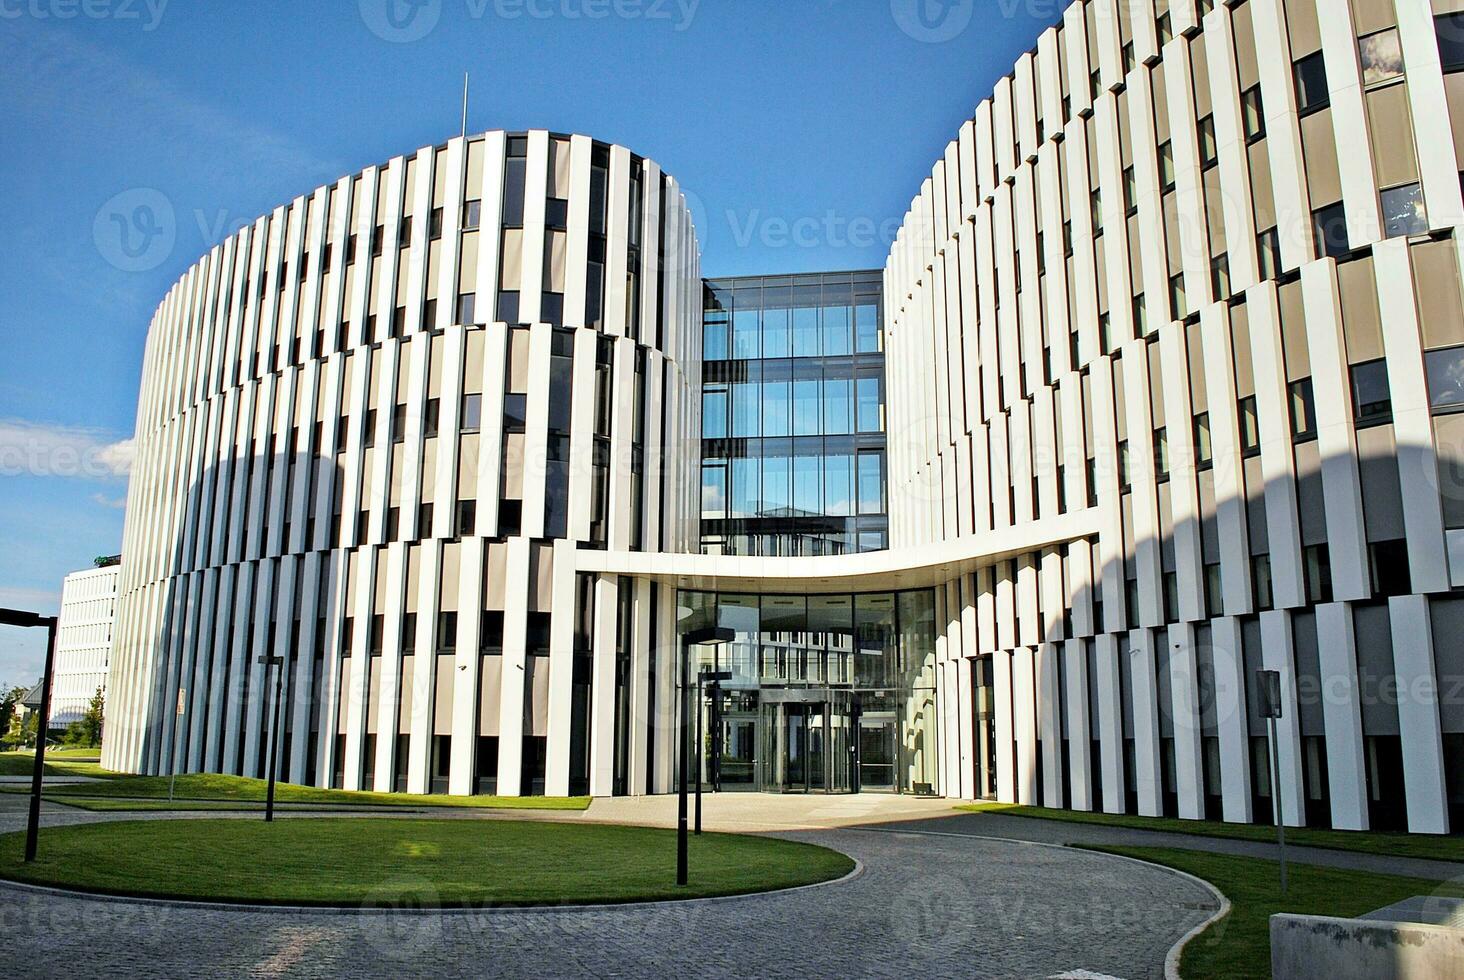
(0, 821), (1213, 979)
(890, 810), (1464, 883)
(4, 791), (1458, 978)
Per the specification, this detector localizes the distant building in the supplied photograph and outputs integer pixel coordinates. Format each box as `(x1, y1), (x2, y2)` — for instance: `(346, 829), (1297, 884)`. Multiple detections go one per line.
(51, 557), (120, 728)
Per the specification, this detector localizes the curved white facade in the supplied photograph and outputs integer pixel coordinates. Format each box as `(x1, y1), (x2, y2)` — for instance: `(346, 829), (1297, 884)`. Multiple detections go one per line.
(105, 0), (1464, 833)
(104, 131), (703, 796)
(884, 0), (1464, 833)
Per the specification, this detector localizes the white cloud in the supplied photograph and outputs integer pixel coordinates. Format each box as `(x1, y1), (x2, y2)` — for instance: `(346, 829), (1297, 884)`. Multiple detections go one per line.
(0, 419), (134, 480)
(90, 492), (129, 509)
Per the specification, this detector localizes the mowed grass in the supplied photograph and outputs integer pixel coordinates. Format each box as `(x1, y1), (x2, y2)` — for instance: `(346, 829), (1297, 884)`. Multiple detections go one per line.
(0, 751), (107, 777)
(18, 771), (589, 811)
(0, 818), (855, 906)
(956, 801), (1464, 864)
(1086, 845), (1464, 979)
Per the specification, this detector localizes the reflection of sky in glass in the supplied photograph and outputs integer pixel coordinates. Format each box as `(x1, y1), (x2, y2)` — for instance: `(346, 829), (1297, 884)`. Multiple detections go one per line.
(1382, 184), (1428, 239)
(1360, 30), (1404, 86)
(1427, 348), (1464, 409)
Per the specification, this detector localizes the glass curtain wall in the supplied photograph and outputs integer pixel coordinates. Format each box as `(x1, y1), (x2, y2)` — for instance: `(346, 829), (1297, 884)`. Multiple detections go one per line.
(678, 589), (938, 795)
(701, 271), (888, 556)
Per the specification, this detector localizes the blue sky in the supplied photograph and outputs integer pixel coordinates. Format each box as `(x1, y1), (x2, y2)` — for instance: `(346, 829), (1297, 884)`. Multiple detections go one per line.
(0, 0), (1058, 686)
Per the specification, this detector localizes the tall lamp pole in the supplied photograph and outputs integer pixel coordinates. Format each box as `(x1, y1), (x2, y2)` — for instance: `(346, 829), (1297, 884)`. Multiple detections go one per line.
(678, 626), (733, 886)
(1258, 669), (1288, 894)
(1, 608), (60, 863)
(259, 654), (286, 822)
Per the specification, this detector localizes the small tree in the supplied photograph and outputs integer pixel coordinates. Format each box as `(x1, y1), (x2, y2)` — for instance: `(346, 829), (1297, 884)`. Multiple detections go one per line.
(81, 687), (105, 747)
(0, 685), (23, 745)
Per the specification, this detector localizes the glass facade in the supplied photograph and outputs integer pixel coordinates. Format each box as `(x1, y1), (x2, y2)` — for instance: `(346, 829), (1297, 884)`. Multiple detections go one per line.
(678, 589), (938, 795)
(701, 271), (888, 556)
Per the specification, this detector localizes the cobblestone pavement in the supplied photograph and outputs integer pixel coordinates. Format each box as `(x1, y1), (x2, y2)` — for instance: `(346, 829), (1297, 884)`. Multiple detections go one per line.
(889, 810), (1464, 883)
(0, 821), (1215, 979)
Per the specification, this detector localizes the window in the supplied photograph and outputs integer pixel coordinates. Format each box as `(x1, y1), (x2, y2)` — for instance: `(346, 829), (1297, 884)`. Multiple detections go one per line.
(1294, 51), (1330, 114)
(1369, 539), (1412, 597)
(857, 452), (885, 515)
(1426, 345), (1464, 411)
(461, 393), (483, 433)
(1238, 395), (1261, 455)
(1118, 440), (1132, 492)
(1439, 12), (1464, 73)
(456, 499), (476, 537)
(1241, 85), (1265, 142)
(1159, 141), (1176, 192)
(1123, 40), (1136, 73)
(1257, 228), (1282, 280)
(703, 312), (729, 361)
(429, 207), (444, 240)
(856, 377), (883, 432)
(497, 290), (521, 324)
(503, 393), (528, 431)
(1204, 563), (1224, 616)
(1099, 311), (1113, 354)
(1381, 183), (1428, 238)
(1123, 166), (1138, 215)
(1157, 11), (1173, 46)
(1091, 190), (1104, 234)
(1351, 358), (1392, 423)
(462, 200), (482, 230)
(457, 292), (477, 325)
(1289, 378), (1317, 441)
(1169, 273), (1188, 320)
(1133, 293), (1149, 337)
(1312, 203), (1350, 258)
(732, 307), (760, 359)
(1153, 428), (1170, 482)
(1252, 554), (1274, 611)
(855, 302), (881, 352)
(702, 385), (728, 438)
(1193, 413), (1213, 468)
(545, 197), (569, 229)
(1198, 115), (1218, 168)
(701, 461), (727, 519)
(1303, 543), (1332, 604)
(1211, 253), (1231, 300)
(1359, 28), (1404, 87)
(423, 398), (441, 438)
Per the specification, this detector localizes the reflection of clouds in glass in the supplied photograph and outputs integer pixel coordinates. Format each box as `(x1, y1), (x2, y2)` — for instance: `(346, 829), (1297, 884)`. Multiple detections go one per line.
(1361, 31), (1405, 85)
(1427, 348), (1464, 409)
(1383, 184), (1428, 239)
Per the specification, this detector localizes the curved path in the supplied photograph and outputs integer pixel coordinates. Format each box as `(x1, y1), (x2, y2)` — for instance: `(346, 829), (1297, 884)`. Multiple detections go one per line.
(0, 814), (1215, 979)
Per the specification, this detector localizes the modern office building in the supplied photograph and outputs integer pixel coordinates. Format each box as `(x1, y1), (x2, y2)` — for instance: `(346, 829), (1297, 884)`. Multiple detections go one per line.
(105, 0), (1464, 834)
(51, 557), (121, 727)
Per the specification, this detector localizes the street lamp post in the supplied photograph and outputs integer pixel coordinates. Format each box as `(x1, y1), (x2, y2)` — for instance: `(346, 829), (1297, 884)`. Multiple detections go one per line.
(1257, 668), (1289, 894)
(678, 626), (733, 886)
(1, 608), (60, 863)
(695, 667), (731, 836)
(259, 654), (286, 823)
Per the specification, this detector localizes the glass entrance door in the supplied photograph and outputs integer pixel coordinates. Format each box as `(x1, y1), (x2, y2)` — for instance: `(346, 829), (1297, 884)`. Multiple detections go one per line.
(759, 692), (855, 793)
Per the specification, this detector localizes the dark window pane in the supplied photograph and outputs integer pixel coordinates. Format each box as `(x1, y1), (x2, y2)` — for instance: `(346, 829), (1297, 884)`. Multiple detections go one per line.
(1351, 358), (1392, 422)
(1312, 203), (1350, 258)
(1294, 52), (1330, 113)
(1427, 345), (1464, 410)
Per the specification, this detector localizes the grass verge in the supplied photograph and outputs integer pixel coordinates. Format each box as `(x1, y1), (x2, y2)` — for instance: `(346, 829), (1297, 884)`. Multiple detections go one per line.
(956, 801), (1464, 863)
(0, 818), (854, 906)
(8, 772), (590, 810)
(1084, 845), (1464, 979)
(0, 752), (108, 778)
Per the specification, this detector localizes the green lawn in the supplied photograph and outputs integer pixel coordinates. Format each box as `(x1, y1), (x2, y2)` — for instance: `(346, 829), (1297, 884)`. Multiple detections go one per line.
(956, 801), (1464, 863)
(0, 751), (108, 777)
(1085, 845), (1464, 979)
(0, 818), (854, 906)
(16, 771), (589, 811)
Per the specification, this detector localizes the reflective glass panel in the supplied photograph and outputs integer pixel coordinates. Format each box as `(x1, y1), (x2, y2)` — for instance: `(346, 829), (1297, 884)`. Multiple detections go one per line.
(857, 377), (882, 432)
(731, 382), (760, 438)
(793, 454), (823, 515)
(792, 302), (820, 357)
(762, 306), (790, 358)
(732, 307), (760, 359)
(702, 387), (728, 439)
(825, 454), (854, 517)
(792, 379), (822, 435)
(822, 305), (851, 355)
(824, 378), (853, 434)
(730, 456), (761, 518)
(761, 381), (790, 437)
(762, 455), (791, 516)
